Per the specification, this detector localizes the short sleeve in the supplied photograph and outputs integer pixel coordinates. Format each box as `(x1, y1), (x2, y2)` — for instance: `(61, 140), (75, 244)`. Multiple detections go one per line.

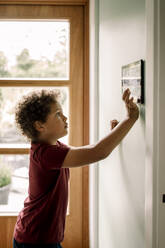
(38, 141), (70, 170)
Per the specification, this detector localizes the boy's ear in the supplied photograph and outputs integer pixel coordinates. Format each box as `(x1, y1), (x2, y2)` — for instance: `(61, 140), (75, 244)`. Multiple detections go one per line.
(34, 121), (45, 132)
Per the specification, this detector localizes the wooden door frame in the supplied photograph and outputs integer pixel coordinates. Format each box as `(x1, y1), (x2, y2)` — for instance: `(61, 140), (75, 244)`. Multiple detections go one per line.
(0, 1), (89, 248)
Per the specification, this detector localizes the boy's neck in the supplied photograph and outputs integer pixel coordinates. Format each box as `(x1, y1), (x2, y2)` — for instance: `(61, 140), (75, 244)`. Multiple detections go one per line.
(32, 137), (58, 145)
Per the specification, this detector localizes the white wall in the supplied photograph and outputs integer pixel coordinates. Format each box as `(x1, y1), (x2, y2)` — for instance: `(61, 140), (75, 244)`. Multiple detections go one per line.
(158, 1), (165, 246)
(155, 0), (165, 247)
(98, 0), (146, 247)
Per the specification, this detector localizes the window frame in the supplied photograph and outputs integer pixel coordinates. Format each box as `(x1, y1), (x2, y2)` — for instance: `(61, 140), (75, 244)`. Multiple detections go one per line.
(0, 2), (89, 247)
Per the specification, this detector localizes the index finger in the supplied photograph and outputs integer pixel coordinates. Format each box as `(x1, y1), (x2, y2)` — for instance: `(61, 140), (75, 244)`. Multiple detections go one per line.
(122, 88), (129, 101)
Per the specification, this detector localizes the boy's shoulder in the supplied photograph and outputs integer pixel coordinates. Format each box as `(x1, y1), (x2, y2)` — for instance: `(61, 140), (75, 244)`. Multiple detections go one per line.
(31, 140), (67, 148)
(30, 140), (70, 170)
(30, 140), (70, 155)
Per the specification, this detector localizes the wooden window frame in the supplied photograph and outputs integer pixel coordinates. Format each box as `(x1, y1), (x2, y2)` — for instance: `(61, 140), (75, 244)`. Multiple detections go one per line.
(0, 1), (89, 247)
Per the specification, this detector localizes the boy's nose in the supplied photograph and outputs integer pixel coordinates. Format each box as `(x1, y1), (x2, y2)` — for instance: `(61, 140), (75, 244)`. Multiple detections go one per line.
(63, 115), (67, 120)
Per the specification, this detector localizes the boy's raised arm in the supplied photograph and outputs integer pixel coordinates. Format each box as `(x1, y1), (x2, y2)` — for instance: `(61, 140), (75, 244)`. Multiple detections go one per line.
(61, 143), (106, 168)
(62, 88), (139, 168)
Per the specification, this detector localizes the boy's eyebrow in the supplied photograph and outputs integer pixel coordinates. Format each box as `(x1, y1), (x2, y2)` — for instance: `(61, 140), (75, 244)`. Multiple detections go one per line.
(54, 108), (63, 113)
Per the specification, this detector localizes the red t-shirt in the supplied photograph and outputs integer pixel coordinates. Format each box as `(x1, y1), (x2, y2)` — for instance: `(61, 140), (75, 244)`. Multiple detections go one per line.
(13, 140), (70, 244)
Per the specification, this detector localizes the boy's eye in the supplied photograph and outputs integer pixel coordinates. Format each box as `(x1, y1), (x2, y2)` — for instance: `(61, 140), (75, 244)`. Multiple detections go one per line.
(56, 112), (62, 117)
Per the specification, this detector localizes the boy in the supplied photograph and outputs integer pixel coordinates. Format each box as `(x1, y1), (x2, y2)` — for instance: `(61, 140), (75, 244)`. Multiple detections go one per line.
(13, 88), (139, 248)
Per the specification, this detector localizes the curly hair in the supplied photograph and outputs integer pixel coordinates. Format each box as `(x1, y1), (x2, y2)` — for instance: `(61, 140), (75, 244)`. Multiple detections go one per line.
(15, 89), (60, 142)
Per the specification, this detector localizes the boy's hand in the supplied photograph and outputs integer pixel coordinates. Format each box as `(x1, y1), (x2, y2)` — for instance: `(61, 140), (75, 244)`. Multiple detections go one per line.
(110, 119), (119, 130)
(122, 88), (139, 121)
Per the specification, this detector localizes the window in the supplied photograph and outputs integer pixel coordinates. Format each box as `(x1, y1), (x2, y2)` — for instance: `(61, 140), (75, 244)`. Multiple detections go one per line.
(0, 21), (70, 213)
(0, 21), (70, 79)
(0, 4), (87, 247)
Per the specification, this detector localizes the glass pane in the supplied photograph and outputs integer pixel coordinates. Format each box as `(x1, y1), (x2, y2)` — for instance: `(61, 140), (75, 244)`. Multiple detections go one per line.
(0, 87), (69, 148)
(0, 21), (70, 79)
(0, 154), (70, 214)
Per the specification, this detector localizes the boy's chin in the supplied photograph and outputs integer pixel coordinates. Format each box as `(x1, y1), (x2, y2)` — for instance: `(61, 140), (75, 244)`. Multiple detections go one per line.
(64, 128), (68, 134)
(63, 131), (68, 137)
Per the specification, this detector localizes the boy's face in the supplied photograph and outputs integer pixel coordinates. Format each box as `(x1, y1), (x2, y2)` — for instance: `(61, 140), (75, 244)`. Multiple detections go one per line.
(35, 101), (68, 143)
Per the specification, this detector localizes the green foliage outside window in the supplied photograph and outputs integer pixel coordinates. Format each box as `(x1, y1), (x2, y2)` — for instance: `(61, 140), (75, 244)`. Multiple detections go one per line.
(0, 47), (67, 78)
(0, 165), (12, 188)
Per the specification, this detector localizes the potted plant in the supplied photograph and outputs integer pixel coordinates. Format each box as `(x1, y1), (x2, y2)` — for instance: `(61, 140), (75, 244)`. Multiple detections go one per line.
(0, 165), (12, 204)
